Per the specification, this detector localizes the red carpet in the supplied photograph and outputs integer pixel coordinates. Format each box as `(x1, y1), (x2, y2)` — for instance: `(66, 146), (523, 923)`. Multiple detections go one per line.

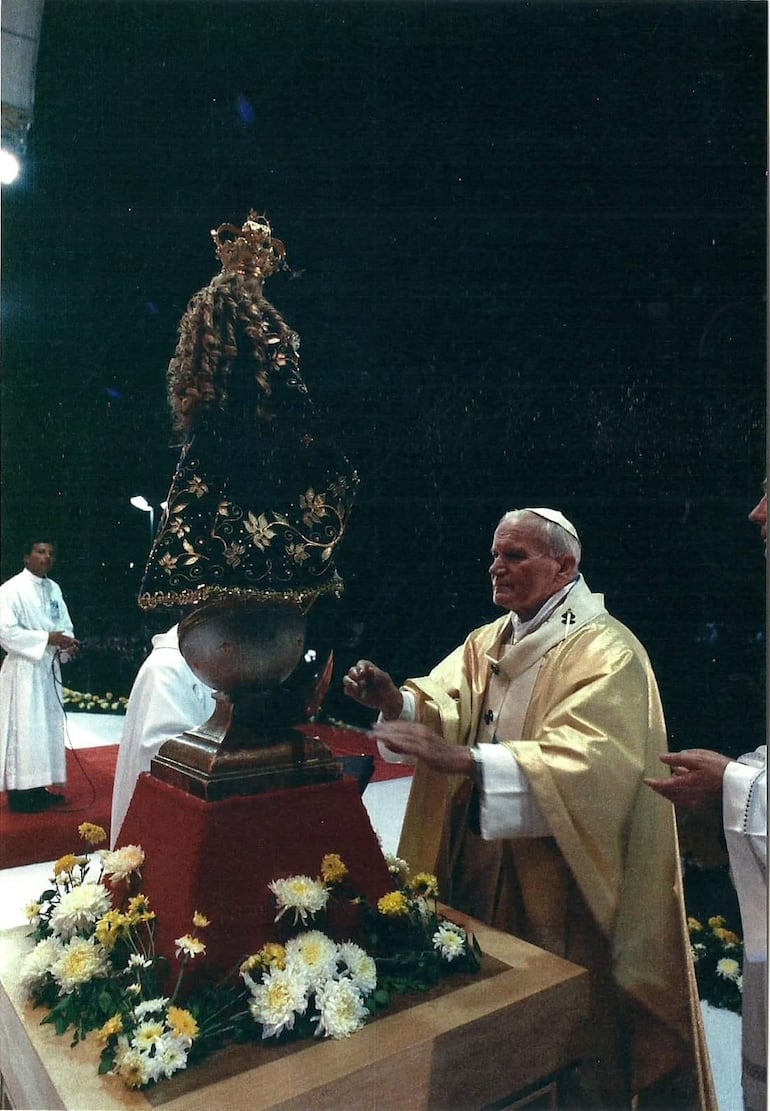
(0, 726), (410, 870)
(0, 745), (118, 870)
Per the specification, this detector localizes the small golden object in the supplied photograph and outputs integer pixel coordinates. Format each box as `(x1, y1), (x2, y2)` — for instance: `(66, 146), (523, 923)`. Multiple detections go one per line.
(210, 209), (287, 279)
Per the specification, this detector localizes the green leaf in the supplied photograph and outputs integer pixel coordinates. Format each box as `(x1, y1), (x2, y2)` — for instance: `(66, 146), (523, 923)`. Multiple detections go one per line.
(98, 990), (115, 1014)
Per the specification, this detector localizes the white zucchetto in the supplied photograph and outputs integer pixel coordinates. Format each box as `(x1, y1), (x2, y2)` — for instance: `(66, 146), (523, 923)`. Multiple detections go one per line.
(521, 507), (580, 543)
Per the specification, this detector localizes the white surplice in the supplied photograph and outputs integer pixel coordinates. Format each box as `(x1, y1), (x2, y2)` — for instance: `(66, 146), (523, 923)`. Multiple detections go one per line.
(723, 745), (767, 1111)
(0, 568), (75, 790)
(110, 626), (215, 845)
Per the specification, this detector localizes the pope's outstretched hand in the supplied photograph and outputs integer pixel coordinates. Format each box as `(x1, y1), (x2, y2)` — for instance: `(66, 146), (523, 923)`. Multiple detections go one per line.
(342, 659), (403, 720)
(373, 720), (474, 777)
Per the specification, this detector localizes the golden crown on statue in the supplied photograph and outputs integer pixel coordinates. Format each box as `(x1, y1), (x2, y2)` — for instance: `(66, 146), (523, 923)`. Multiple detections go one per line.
(210, 210), (287, 279)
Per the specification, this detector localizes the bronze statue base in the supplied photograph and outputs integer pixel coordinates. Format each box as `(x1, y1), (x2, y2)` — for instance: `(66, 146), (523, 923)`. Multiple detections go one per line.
(151, 697), (341, 801)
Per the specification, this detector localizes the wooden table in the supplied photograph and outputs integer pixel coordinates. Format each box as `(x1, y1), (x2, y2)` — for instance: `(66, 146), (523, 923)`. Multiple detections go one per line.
(0, 909), (588, 1111)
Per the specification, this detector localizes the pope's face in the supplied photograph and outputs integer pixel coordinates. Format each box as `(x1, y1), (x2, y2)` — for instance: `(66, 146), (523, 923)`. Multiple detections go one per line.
(489, 520), (576, 620)
(24, 543), (56, 579)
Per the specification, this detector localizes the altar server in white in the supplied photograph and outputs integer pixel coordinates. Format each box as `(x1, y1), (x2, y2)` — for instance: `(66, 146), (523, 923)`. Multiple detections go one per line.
(0, 539), (79, 812)
(648, 480), (767, 1111)
(110, 624), (215, 846)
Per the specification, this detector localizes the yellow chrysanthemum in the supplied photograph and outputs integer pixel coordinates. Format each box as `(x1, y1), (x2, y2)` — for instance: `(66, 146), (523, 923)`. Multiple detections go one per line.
(126, 894), (155, 924)
(713, 927), (741, 945)
(408, 872), (439, 897)
(320, 853), (348, 885)
(175, 934), (206, 959)
(377, 891), (410, 917)
(116, 1052), (150, 1089)
(708, 915), (726, 929)
(687, 917), (703, 933)
(167, 1006), (199, 1041)
(78, 822), (107, 846)
(192, 910), (210, 928)
(94, 909), (130, 950)
(54, 853), (86, 877)
(95, 1013), (123, 1047)
(260, 942), (287, 969)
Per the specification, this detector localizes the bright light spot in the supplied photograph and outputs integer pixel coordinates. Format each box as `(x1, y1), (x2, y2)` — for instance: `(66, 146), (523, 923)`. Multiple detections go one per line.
(130, 495), (152, 512)
(0, 149), (20, 184)
(304, 649), (318, 663)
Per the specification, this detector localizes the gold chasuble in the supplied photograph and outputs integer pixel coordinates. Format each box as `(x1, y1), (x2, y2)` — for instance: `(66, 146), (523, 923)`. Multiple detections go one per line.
(398, 578), (715, 1109)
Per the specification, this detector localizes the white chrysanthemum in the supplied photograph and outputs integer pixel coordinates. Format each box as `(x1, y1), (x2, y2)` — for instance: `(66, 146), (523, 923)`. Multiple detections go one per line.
(49, 882), (112, 939)
(432, 922), (467, 962)
(269, 875), (329, 924)
(314, 978), (369, 1039)
(690, 943), (706, 963)
(132, 1020), (165, 1051)
(155, 1033), (190, 1079)
(384, 854), (409, 881)
(127, 953), (152, 970)
(19, 937), (63, 994)
(248, 966), (309, 1039)
(737, 975), (744, 993)
(285, 931), (338, 989)
(716, 957), (741, 982)
(99, 845), (145, 882)
(50, 936), (111, 993)
(337, 941), (377, 995)
(133, 997), (169, 1020)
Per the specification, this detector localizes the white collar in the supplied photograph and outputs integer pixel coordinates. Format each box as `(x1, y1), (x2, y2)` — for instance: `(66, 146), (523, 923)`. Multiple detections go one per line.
(22, 568), (49, 586)
(510, 579), (578, 643)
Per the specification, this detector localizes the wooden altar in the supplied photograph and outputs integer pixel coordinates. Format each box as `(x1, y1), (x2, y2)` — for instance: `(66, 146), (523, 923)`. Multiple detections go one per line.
(0, 908), (588, 1111)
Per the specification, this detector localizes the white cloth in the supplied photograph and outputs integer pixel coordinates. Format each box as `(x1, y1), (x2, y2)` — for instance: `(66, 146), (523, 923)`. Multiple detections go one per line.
(722, 745), (766, 1111)
(110, 626), (215, 845)
(0, 568), (75, 790)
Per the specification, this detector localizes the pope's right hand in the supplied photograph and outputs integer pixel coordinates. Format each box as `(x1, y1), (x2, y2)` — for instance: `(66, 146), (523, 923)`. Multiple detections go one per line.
(342, 659), (403, 720)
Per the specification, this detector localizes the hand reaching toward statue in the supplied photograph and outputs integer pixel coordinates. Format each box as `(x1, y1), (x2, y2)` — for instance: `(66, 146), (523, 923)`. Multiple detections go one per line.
(644, 749), (732, 811)
(373, 720), (475, 778)
(342, 659), (404, 720)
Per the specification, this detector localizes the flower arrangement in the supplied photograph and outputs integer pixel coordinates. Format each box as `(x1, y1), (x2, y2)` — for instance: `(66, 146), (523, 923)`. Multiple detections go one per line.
(20, 826), (481, 1091)
(62, 688), (128, 714)
(688, 914), (743, 1015)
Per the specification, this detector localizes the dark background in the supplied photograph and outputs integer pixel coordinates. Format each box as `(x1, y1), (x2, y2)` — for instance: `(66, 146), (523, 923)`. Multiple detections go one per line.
(1, 0), (766, 753)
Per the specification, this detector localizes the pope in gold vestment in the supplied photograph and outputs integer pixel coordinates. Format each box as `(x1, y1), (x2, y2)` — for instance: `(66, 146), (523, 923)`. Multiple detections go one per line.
(394, 579), (714, 1108)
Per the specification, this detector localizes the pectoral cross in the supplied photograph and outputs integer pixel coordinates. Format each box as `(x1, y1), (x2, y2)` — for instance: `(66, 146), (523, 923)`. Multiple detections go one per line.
(483, 710), (495, 725)
(561, 609), (576, 627)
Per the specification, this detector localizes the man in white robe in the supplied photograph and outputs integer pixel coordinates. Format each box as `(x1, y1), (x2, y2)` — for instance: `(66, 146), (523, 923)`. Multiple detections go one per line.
(110, 624), (215, 846)
(344, 508), (714, 1108)
(647, 482), (767, 1111)
(0, 539), (79, 812)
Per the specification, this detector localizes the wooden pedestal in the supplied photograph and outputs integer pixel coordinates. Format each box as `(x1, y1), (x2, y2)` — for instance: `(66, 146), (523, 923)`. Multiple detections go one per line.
(0, 909), (589, 1110)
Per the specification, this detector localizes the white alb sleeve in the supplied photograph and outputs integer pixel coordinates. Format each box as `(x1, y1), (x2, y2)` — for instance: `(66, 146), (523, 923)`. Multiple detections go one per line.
(476, 744), (551, 839)
(376, 689), (418, 764)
